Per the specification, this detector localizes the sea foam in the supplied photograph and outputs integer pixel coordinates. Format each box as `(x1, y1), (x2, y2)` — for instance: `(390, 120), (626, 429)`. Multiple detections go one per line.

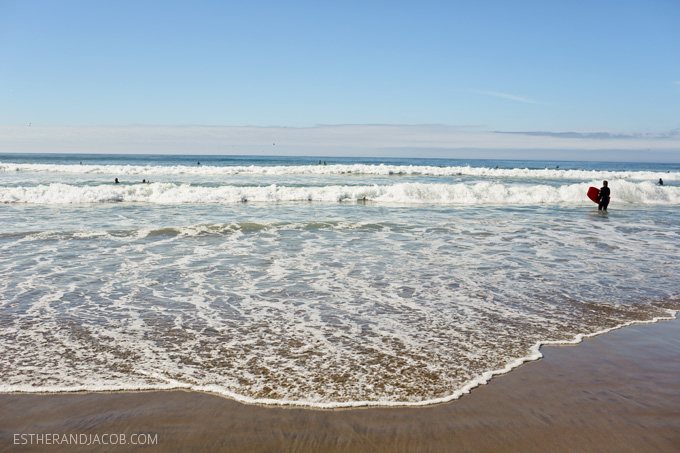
(1, 161), (677, 181)
(1, 180), (678, 205)
(2, 156), (680, 408)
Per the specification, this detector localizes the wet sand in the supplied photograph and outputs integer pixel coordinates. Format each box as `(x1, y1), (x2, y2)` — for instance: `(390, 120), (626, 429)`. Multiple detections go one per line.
(1, 317), (679, 452)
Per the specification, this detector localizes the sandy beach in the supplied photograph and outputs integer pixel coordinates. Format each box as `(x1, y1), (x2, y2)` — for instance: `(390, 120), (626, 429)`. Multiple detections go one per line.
(3, 0), (680, 451)
(1, 317), (678, 452)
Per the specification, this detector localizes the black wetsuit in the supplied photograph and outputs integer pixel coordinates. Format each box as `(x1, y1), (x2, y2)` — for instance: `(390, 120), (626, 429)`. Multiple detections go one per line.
(597, 186), (610, 211)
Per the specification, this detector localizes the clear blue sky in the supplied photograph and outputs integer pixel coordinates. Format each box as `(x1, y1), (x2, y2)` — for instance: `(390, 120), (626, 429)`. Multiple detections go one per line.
(1, 0), (679, 133)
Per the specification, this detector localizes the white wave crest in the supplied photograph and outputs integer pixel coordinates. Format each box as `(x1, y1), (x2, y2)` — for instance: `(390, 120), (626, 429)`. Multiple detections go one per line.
(2, 181), (678, 205)
(1, 161), (677, 181)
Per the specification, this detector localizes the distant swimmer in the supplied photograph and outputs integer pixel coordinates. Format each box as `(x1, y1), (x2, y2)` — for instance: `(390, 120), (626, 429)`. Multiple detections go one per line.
(142, 179), (149, 183)
(556, 165), (559, 169)
(115, 178), (120, 184)
(597, 180), (610, 211)
(657, 178), (664, 186)
(197, 161), (201, 166)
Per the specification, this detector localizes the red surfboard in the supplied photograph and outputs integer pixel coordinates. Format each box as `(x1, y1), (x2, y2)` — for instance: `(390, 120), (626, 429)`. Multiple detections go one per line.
(587, 186), (610, 204)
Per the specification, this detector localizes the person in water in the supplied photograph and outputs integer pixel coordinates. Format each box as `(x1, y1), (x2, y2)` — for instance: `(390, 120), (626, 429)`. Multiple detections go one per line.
(597, 180), (610, 211)
(658, 178), (664, 186)
(115, 178), (119, 184)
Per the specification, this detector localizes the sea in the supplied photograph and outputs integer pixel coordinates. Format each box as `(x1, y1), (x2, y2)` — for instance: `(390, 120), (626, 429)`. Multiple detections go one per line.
(1, 153), (679, 408)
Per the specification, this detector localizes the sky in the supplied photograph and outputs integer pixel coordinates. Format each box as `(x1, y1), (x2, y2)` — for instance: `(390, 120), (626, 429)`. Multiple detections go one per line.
(1, 0), (679, 160)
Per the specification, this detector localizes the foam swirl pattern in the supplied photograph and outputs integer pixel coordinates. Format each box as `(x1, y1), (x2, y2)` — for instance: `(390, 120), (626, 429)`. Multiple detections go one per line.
(1, 155), (678, 406)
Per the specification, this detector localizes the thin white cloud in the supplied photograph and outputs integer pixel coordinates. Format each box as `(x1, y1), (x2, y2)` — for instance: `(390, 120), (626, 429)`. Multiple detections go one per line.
(471, 89), (541, 104)
(674, 80), (680, 85)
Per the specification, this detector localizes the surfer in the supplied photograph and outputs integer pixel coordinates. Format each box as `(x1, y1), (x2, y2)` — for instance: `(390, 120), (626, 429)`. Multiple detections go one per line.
(114, 178), (119, 184)
(657, 178), (664, 186)
(597, 181), (610, 211)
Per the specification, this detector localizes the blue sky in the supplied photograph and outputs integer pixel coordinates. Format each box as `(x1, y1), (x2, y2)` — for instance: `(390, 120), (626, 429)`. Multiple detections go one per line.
(1, 1), (679, 159)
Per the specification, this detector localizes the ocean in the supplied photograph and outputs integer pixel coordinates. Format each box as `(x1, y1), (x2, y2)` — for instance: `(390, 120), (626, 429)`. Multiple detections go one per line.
(1, 153), (679, 408)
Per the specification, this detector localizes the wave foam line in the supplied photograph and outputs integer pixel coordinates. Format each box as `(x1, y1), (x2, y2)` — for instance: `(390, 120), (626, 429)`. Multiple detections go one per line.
(0, 221), (379, 241)
(2, 181), (679, 205)
(2, 311), (676, 408)
(1, 162), (677, 181)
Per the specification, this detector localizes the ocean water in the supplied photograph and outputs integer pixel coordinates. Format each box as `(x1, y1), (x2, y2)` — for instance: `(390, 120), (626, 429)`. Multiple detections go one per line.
(1, 153), (679, 407)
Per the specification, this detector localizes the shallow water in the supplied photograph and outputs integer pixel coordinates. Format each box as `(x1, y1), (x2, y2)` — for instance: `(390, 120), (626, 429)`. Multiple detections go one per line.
(1, 154), (678, 406)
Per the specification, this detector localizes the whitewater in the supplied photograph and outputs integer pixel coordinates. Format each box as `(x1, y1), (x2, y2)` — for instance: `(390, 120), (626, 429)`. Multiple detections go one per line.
(3, 161), (680, 181)
(2, 180), (679, 205)
(1, 154), (679, 407)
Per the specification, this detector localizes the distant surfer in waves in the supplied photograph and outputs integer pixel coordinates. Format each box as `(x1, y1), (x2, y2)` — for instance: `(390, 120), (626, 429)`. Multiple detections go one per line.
(115, 178), (120, 184)
(657, 178), (664, 186)
(597, 180), (610, 211)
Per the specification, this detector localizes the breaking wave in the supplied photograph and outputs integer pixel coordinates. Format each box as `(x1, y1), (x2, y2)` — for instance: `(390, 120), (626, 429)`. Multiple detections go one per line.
(1, 161), (677, 181)
(1, 180), (678, 205)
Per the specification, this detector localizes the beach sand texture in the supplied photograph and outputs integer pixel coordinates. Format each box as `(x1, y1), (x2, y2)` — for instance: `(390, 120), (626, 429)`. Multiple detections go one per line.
(1, 317), (679, 452)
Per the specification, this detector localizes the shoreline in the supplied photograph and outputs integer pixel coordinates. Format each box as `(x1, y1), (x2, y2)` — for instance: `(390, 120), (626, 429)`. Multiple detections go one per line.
(3, 311), (676, 410)
(2, 317), (680, 451)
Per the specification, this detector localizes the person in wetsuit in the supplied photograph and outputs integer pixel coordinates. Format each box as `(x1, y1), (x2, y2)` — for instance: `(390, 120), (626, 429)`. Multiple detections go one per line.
(597, 180), (610, 211)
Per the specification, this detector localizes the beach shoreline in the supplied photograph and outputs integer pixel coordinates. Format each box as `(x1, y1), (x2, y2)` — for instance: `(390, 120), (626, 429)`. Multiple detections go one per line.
(2, 317), (679, 452)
